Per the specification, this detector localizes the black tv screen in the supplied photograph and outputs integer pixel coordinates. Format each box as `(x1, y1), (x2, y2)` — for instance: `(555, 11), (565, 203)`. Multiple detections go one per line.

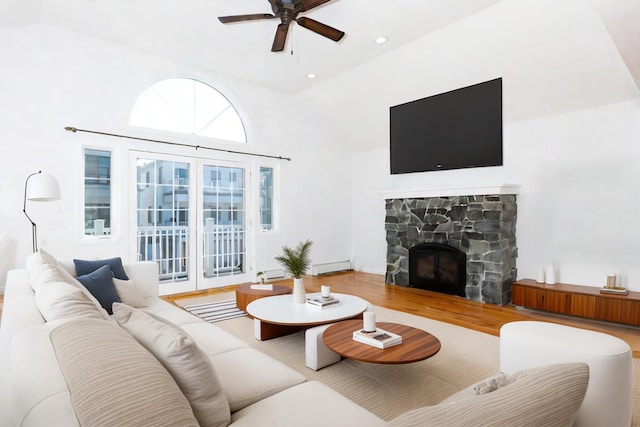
(390, 78), (503, 174)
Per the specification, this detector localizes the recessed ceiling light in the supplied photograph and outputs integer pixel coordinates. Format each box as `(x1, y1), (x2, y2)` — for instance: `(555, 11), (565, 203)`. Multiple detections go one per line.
(375, 36), (387, 44)
(307, 73), (316, 79)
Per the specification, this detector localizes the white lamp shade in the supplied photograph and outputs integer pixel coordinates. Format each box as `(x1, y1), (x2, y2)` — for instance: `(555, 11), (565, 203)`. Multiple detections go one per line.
(27, 172), (61, 201)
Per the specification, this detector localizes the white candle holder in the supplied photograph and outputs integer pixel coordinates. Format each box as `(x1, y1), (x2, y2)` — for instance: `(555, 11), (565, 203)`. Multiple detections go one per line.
(321, 285), (330, 298)
(363, 311), (376, 332)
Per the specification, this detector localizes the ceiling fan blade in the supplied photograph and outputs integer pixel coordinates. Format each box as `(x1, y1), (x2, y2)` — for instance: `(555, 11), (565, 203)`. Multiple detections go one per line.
(271, 23), (289, 52)
(296, 17), (344, 42)
(218, 13), (276, 24)
(298, 0), (332, 12)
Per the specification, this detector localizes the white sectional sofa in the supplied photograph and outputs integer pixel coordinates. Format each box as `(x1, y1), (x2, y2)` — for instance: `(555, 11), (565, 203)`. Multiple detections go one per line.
(0, 250), (591, 426)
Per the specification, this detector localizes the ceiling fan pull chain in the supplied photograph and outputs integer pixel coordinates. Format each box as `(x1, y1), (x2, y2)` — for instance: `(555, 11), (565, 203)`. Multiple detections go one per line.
(290, 25), (294, 55)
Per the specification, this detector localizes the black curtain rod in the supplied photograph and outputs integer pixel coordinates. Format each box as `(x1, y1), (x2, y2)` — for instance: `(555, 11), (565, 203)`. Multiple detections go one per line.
(64, 126), (292, 161)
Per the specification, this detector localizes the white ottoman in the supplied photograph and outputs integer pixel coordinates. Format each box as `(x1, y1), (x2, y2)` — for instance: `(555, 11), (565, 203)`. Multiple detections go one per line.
(305, 324), (341, 371)
(500, 321), (632, 427)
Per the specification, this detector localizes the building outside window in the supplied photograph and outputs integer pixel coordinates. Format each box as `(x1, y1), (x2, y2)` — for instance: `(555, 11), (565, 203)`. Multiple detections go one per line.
(84, 148), (111, 236)
(260, 167), (274, 231)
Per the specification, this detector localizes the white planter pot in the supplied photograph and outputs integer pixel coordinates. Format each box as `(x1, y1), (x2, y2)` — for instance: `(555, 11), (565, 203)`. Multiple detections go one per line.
(545, 263), (556, 285)
(292, 278), (306, 304)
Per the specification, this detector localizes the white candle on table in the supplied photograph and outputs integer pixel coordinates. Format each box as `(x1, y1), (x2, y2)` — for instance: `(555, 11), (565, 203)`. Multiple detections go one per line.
(363, 311), (376, 332)
(321, 285), (330, 298)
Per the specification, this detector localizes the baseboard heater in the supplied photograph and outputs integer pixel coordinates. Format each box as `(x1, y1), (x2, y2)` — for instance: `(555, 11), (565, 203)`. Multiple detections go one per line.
(311, 260), (352, 276)
(262, 269), (287, 281)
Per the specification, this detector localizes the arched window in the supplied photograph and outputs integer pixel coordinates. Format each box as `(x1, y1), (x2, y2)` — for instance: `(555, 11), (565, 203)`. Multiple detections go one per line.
(130, 78), (246, 143)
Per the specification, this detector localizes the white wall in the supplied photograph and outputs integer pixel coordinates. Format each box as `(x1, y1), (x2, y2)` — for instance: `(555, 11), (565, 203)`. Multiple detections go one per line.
(511, 100), (640, 289)
(350, 100), (640, 290)
(0, 25), (353, 290)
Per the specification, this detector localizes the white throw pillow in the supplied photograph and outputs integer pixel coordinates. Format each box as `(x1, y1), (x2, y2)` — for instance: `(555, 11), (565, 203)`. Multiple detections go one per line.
(28, 249), (110, 320)
(113, 303), (230, 427)
(36, 281), (109, 322)
(112, 278), (147, 308)
(28, 248), (64, 290)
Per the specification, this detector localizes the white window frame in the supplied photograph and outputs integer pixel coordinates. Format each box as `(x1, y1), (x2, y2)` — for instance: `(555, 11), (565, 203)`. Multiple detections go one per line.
(81, 146), (115, 242)
(257, 163), (279, 233)
(129, 77), (247, 144)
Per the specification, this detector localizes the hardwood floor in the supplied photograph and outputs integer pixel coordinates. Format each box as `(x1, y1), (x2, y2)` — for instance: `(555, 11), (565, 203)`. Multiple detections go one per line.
(0, 272), (635, 355)
(165, 271), (640, 358)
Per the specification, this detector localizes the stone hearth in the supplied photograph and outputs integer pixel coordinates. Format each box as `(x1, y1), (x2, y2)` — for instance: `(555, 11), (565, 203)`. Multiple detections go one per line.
(385, 194), (517, 305)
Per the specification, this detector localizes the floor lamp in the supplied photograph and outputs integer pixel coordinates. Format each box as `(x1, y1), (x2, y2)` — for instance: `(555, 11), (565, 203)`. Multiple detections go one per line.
(23, 171), (61, 253)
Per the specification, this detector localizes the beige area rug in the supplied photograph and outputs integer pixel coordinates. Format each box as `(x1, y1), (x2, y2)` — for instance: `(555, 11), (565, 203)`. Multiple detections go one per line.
(177, 294), (640, 424)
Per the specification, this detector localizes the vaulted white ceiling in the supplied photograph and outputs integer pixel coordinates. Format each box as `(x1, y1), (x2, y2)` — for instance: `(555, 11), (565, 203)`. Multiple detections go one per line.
(1, 0), (638, 96)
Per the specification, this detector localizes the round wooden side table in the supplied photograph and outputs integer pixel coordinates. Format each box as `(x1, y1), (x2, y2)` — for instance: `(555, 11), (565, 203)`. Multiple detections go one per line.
(235, 283), (291, 313)
(322, 320), (441, 364)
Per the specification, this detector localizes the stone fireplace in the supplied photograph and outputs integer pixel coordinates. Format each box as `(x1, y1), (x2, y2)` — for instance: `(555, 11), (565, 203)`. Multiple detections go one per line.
(384, 188), (518, 305)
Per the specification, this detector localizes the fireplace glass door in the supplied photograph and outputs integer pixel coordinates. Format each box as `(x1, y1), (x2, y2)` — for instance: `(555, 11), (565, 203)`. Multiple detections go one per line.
(409, 243), (466, 297)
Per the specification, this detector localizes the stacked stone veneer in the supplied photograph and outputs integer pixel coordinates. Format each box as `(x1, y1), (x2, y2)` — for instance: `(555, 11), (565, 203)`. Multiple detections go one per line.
(385, 194), (518, 305)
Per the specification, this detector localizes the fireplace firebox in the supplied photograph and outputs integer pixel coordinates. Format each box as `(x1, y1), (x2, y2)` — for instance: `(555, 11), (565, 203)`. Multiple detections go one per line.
(409, 243), (466, 297)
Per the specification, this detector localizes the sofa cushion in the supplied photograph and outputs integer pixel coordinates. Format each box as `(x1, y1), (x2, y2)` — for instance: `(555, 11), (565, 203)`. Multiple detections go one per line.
(180, 322), (249, 356)
(389, 363), (589, 427)
(26, 248), (61, 286)
(75, 265), (121, 314)
(27, 249), (109, 320)
(230, 381), (387, 427)
(211, 347), (307, 412)
(113, 303), (230, 427)
(73, 256), (129, 280)
(29, 249), (77, 291)
(35, 281), (109, 322)
(113, 278), (147, 307)
(50, 318), (199, 427)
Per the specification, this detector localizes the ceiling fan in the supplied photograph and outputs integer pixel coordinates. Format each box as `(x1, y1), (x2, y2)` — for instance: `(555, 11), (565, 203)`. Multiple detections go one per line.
(218, 0), (345, 52)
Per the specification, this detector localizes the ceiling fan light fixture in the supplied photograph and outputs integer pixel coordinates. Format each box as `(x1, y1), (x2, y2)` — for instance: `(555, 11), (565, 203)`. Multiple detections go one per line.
(306, 73), (317, 79)
(218, 0), (345, 53)
(375, 36), (388, 44)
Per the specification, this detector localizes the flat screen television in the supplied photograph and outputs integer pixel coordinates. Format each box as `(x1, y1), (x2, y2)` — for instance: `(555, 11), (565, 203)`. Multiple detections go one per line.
(390, 77), (503, 174)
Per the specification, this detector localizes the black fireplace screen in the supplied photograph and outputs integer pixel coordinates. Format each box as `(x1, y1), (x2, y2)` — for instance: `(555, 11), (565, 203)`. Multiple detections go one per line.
(409, 243), (466, 297)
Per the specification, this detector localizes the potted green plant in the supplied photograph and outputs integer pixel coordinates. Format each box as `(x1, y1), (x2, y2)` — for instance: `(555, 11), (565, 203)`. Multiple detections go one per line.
(274, 239), (313, 303)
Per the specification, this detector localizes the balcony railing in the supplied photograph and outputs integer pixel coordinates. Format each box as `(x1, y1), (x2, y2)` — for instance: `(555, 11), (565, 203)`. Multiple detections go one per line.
(137, 226), (189, 281)
(203, 219), (244, 277)
(137, 224), (244, 282)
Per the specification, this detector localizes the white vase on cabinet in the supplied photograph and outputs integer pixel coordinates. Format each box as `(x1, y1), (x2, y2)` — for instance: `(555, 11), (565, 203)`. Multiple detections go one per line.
(545, 264), (556, 285)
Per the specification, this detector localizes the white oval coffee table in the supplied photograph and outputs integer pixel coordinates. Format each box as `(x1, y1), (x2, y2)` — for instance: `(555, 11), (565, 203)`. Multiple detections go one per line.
(246, 293), (369, 340)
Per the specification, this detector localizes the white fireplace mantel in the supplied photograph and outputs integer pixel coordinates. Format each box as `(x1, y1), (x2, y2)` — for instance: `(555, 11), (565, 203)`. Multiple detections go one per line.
(380, 184), (520, 200)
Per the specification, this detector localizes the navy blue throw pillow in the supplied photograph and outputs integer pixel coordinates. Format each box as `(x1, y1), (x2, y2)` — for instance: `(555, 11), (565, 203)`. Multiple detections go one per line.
(75, 264), (121, 314)
(74, 257), (129, 281)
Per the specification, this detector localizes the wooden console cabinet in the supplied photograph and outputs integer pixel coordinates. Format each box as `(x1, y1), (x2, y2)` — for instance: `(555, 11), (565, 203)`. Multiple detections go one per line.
(512, 279), (640, 326)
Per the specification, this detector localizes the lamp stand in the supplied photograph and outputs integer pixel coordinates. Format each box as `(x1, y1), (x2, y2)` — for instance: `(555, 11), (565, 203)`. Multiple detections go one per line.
(23, 171), (42, 253)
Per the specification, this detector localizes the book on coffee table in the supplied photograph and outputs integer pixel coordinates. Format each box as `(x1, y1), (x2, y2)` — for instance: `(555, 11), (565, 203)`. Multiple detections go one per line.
(306, 295), (340, 309)
(250, 284), (274, 290)
(353, 328), (402, 349)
